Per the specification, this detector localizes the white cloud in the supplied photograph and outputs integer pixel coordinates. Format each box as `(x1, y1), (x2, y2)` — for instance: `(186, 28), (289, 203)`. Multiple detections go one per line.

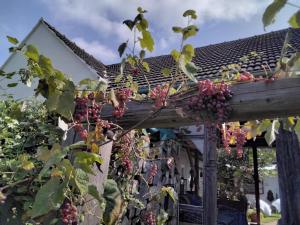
(43, 0), (265, 40)
(72, 37), (118, 64)
(42, 0), (267, 62)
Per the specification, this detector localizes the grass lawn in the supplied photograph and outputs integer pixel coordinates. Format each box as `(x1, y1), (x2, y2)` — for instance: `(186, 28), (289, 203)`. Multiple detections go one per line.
(261, 213), (281, 223)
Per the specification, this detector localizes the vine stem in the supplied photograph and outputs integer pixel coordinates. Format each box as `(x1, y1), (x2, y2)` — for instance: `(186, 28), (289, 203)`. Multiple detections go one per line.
(98, 107), (163, 147)
(0, 177), (31, 192)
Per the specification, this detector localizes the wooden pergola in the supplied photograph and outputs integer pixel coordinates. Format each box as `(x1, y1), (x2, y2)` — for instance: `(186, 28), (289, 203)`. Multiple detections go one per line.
(102, 77), (300, 225)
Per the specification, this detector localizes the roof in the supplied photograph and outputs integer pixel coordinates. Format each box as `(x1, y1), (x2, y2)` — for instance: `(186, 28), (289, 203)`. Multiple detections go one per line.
(106, 28), (300, 88)
(42, 19), (107, 77)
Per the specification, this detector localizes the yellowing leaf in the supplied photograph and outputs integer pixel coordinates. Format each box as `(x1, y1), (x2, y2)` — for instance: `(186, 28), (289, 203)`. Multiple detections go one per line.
(91, 143), (99, 154)
(22, 161), (35, 171)
(51, 168), (63, 177)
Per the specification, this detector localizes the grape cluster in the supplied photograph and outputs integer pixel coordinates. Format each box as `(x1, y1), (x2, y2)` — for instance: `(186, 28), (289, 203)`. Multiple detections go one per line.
(147, 163), (158, 184)
(116, 133), (133, 174)
(221, 126), (247, 158)
(112, 88), (132, 118)
(188, 80), (233, 123)
(144, 211), (156, 225)
(60, 202), (78, 224)
(150, 84), (169, 109)
(233, 128), (247, 158)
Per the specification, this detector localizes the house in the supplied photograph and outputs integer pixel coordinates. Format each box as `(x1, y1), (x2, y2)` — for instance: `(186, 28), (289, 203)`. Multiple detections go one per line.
(1, 18), (106, 99)
(2, 18), (300, 224)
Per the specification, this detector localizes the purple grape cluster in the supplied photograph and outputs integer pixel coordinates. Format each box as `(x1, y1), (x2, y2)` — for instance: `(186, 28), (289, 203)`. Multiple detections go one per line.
(144, 211), (156, 225)
(188, 80), (233, 123)
(60, 202), (78, 224)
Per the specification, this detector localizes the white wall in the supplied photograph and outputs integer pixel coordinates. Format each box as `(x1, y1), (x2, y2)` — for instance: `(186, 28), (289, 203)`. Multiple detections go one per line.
(1, 21), (101, 100)
(246, 175), (280, 204)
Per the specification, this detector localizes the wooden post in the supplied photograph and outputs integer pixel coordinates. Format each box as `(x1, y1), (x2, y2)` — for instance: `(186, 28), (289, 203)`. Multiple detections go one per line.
(252, 142), (261, 225)
(203, 125), (218, 225)
(276, 125), (300, 225)
(63, 129), (113, 225)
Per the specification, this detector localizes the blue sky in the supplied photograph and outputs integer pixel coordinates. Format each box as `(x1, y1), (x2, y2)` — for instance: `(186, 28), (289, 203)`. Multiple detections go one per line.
(0, 0), (298, 66)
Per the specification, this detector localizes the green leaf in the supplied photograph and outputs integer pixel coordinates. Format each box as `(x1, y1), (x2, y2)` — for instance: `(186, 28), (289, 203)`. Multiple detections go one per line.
(139, 50), (146, 59)
(262, 0), (287, 29)
(103, 179), (122, 225)
(161, 68), (171, 77)
(161, 186), (178, 203)
(7, 83), (18, 87)
(137, 7), (147, 13)
(172, 26), (183, 33)
(25, 45), (39, 62)
(142, 61), (150, 72)
(139, 30), (154, 52)
(179, 59), (198, 83)
(182, 44), (195, 62)
(171, 49), (180, 62)
(294, 118), (300, 141)
(264, 120), (280, 146)
(38, 144), (68, 178)
(38, 55), (53, 76)
(118, 42), (127, 57)
(88, 185), (103, 203)
(289, 10), (300, 28)
(74, 151), (103, 175)
(115, 74), (123, 83)
(74, 168), (89, 194)
(31, 177), (66, 218)
(183, 9), (197, 19)
(123, 20), (135, 30)
(7, 35), (19, 45)
(182, 25), (199, 40)
(157, 209), (169, 225)
(139, 19), (149, 30)
(55, 80), (75, 119)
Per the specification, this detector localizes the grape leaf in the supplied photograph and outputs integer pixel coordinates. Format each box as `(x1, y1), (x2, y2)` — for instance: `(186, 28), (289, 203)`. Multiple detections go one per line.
(262, 0), (287, 29)
(31, 177), (66, 218)
(7, 36), (19, 45)
(289, 10), (300, 28)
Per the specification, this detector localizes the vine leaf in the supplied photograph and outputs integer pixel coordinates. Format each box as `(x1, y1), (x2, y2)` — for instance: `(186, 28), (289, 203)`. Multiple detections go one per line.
(142, 61), (150, 72)
(118, 42), (127, 57)
(183, 9), (197, 19)
(74, 151), (103, 175)
(6, 35), (19, 45)
(264, 120), (280, 146)
(182, 25), (199, 40)
(294, 118), (300, 141)
(74, 168), (89, 194)
(157, 209), (169, 225)
(289, 10), (300, 28)
(103, 179), (123, 225)
(31, 177), (66, 218)
(160, 186), (178, 202)
(161, 68), (171, 77)
(172, 26), (183, 33)
(123, 20), (135, 30)
(139, 30), (154, 52)
(88, 185), (103, 203)
(262, 0), (287, 29)
(25, 45), (39, 62)
(179, 58), (198, 83)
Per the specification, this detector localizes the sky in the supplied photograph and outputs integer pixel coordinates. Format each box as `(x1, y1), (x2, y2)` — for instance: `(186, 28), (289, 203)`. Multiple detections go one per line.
(0, 0), (298, 66)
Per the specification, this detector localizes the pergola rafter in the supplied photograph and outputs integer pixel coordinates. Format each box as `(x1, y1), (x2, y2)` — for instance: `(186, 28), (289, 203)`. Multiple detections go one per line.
(102, 78), (300, 128)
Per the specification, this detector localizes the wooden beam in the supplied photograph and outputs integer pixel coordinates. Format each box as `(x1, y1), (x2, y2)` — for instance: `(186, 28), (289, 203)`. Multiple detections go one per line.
(101, 78), (300, 128)
(203, 125), (218, 225)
